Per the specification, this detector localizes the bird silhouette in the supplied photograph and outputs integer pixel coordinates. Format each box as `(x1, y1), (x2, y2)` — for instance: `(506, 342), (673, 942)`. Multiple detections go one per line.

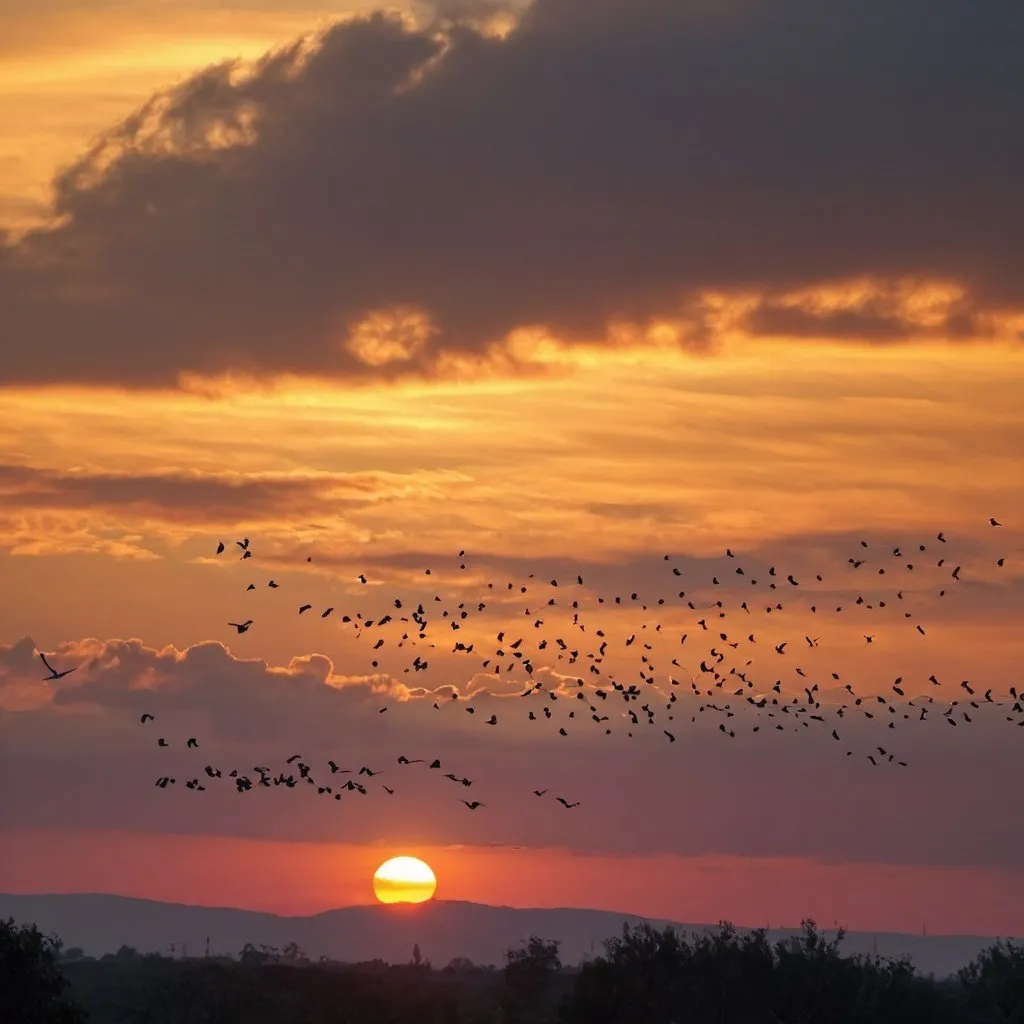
(38, 652), (76, 681)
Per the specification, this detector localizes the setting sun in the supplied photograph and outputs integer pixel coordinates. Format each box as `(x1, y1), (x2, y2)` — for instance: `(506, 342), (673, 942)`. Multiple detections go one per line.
(372, 856), (438, 905)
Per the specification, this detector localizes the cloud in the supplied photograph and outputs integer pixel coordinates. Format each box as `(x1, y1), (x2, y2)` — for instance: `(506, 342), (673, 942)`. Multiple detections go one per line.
(0, 463), (465, 520)
(0, 462), (475, 556)
(2, 0), (1023, 386)
(2, 627), (1023, 868)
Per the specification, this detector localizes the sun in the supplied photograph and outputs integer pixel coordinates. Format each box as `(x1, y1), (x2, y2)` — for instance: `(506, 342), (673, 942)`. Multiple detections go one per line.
(373, 856), (438, 905)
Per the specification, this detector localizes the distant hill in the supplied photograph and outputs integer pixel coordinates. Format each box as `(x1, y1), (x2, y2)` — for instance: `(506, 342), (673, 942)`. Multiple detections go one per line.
(0, 892), (1007, 978)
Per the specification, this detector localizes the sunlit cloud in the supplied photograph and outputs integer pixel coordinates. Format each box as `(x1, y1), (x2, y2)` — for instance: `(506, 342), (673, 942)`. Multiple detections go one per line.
(4, 1), (1024, 385)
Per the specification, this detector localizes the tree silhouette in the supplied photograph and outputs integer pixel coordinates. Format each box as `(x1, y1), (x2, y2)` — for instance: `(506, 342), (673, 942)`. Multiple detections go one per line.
(0, 917), (87, 1024)
(565, 919), (962, 1024)
(280, 941), (307, 965)
(20, 922), (1024, 1024)
(959, 939), (1024, 1023)
(504, 936), (563, 1024)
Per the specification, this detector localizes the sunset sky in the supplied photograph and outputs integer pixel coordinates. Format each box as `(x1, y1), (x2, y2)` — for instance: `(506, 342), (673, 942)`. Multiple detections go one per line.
(1, 0), (1023, 939)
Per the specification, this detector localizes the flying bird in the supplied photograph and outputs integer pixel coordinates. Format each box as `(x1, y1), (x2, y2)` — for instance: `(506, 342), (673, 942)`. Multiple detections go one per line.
(38, 652), (76, 681)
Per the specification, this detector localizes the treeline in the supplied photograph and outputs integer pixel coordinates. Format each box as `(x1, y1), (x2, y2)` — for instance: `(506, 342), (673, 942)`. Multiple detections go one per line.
(3, 916), (1023, 1023)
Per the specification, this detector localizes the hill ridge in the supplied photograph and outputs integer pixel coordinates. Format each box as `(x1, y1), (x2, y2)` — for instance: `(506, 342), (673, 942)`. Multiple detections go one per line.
(0, 892), (1008, 977)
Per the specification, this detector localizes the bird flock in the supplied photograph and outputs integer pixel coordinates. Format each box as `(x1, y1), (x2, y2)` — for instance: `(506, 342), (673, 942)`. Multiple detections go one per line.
(36, 517), (1017, 815)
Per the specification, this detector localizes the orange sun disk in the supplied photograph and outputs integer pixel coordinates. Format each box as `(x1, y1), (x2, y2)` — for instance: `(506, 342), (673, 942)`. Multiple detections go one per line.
(373, 856), (438, 904)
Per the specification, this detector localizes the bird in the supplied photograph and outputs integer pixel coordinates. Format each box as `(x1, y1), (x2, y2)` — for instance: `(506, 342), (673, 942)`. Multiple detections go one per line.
(228, 620), (253, 634)
(38, 652), (76, 681)
(186, 737), (198, 748)
(556, 797), (580, 808)
(989, 517), (1001, 527)
(140, 713), (154, 723)
(216, 542), (225, 554)
(191, 524), (1013, 787)
(461, 800), (484, 810)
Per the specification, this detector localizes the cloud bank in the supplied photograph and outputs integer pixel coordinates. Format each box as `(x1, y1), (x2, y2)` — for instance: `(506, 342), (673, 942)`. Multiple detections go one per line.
(2, 0), (1023, 385)
(3, 631), (1023, 869)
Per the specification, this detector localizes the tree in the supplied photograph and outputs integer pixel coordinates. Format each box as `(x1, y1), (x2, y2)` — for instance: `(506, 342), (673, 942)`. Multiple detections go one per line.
(504, 936), (562, 1024)
(280, 941), (307, 965)
(238, 942), (271, 966)
(0, 917), (87, 1024)
(565, 920), (964, 1024)
(960, 939), (1024, 1023)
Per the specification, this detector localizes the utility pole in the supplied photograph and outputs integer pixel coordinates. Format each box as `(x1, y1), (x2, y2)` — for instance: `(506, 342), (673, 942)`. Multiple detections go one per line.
(205, 936), (211, 959)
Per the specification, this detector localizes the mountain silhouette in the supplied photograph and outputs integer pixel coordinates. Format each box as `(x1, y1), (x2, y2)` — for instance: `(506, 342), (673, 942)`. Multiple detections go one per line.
(0, 892), (1008, 977)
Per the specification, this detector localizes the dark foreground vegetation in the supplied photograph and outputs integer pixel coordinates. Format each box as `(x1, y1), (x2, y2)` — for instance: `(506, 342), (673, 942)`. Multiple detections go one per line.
(3, 916), (1023, 1024)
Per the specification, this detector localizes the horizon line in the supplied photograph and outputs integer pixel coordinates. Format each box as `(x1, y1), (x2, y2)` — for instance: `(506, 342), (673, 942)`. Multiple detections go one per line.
(2, 891), (1015, 941)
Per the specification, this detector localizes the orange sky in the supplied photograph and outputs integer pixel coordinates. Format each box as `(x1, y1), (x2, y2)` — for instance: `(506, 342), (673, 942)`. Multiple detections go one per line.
(5, 829), (1024, 937)
(1, 0), (1023, 940)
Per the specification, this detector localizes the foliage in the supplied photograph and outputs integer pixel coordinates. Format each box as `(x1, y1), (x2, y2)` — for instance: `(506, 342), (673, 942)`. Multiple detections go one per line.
(564, 920), (968, 1024)
(0, 917), (88, 1024)
(504, 936), (564, 1024)
(959, 939), (1024, 1023)
(3, 919), (1017, 1024)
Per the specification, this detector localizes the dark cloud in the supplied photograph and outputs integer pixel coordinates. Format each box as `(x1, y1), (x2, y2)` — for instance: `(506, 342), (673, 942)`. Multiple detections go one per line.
(1, 0), (1022, 385)
(0, 462), (452, 524)
(2, 629), (1023, 866)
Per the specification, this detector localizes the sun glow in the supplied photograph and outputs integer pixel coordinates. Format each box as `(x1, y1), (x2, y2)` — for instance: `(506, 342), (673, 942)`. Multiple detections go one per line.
(372, 856), (438, 904)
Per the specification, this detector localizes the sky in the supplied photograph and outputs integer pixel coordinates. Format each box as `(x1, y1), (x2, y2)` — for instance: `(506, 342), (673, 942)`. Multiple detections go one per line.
(1, 0), (1023, 939)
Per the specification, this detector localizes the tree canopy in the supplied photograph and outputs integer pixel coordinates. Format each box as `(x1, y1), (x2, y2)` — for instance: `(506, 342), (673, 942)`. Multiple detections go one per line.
(0, 917), (87, 1024)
